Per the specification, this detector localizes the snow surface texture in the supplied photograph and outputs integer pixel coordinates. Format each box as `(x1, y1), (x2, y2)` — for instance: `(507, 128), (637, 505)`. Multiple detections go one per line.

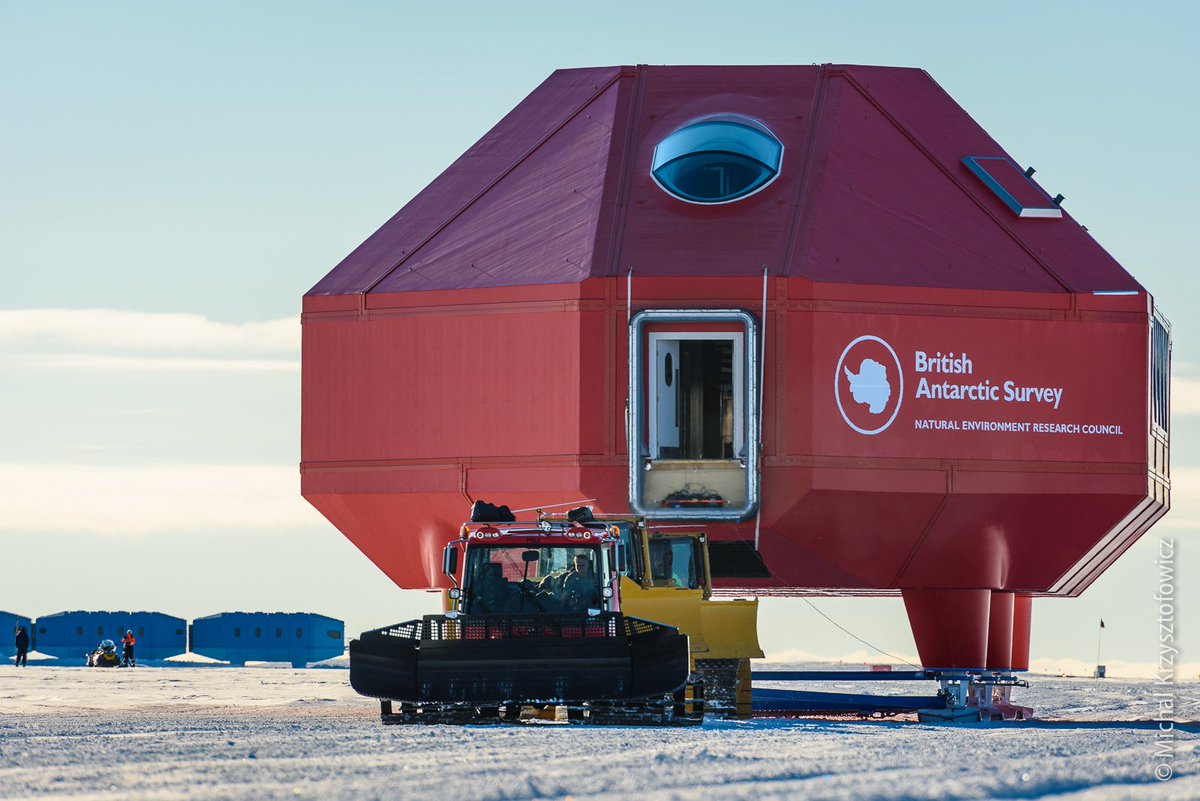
(0, 667), (1196, 800)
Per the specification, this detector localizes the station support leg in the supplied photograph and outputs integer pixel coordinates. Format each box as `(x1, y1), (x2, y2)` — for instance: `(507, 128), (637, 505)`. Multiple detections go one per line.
(901, 588), (990, 669)
(903, 589), (1034, 723)
(1011, 594), (1032, 672)
(986, 591), (1014, 670)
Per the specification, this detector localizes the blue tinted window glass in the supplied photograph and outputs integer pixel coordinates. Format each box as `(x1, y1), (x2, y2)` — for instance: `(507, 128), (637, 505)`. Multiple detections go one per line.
(652, 118), (782, 204)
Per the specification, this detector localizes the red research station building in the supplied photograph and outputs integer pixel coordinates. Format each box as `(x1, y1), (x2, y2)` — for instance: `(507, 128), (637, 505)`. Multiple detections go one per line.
(302, 65), (1171, 671)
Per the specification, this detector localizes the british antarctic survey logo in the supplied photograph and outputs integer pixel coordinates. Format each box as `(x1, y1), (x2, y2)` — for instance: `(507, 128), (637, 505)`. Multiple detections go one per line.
(835, 336), (904, 435)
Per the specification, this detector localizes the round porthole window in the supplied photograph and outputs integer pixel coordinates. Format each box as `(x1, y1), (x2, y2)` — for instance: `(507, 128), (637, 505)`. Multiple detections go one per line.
(651, 116), (783, 204)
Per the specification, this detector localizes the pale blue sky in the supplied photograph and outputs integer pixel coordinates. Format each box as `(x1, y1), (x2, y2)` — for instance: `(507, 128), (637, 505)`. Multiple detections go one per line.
(1, 1), (1196, 674)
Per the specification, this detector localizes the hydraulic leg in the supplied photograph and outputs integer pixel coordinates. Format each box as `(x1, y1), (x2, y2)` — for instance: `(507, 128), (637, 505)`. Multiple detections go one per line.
(917, 672), (1033, 723)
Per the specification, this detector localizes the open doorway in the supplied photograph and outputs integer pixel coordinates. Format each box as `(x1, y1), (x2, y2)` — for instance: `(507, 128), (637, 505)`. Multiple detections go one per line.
(630, 310), (758, 521)
(650, 334), (741, 460)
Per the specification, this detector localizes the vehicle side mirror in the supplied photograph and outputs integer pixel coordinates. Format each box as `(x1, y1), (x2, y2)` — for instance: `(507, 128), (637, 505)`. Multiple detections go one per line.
(522, 550), (539, 563)
(442, 545), (458, 577)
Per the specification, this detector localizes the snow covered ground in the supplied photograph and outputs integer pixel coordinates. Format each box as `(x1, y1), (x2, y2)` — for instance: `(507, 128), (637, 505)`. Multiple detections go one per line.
(0, 666), (1195, 800)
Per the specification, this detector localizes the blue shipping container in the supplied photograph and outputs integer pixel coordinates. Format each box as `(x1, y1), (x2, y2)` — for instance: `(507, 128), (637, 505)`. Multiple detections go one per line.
(34, 611), (187, 663)
(191, 612), (344, 667)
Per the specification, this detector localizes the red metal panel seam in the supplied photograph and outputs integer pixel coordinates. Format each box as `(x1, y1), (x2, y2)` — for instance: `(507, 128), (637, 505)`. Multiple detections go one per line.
(714, 587), (903, 598)
(602, 66), (646, 461)
(839, 68), (1072, 293)
(1053, 496), (1165, 595)
(356, 69), (628, 317)
(761, 454), (1144, 474)
(604, 277), (616, 457)
(360, 298), (586, 320)
(302, 453), (1147, 475)
(773, 279), (787, 457)
(888, 464), (953, 587)
(596, 67), (642, 280)
(459, 464), (473, 508)
(1056, 509), (1160, 596)
(779, 63), (831, 278)
(586, 66), (640, 457)
(799, 298), (1083, 322)
(302, 454), (592, 471)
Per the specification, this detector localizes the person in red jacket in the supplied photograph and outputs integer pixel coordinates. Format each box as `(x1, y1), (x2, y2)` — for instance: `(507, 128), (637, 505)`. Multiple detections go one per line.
(121, 630), (136, 667)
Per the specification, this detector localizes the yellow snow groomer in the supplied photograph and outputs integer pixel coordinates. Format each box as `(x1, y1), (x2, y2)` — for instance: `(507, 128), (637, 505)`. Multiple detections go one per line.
(549, 510), (763, 717)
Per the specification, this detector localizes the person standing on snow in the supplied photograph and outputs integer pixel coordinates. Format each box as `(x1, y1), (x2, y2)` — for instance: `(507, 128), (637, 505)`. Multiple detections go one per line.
(14, 625), (29, 667)
(121, 630), (136, 667)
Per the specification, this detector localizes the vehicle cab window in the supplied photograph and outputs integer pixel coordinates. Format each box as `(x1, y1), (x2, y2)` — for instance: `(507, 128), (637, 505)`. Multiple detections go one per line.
(648, 537), (703, 590)
(613, 522), (644, 583)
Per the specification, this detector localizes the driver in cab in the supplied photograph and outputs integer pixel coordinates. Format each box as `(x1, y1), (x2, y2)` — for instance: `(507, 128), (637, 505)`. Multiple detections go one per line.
(559, 553), (598, 612)
(650, 542), (677, 587)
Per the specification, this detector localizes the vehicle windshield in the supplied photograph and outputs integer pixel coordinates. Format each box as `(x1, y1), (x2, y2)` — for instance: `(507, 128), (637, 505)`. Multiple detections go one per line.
(463, 544), (603, 615)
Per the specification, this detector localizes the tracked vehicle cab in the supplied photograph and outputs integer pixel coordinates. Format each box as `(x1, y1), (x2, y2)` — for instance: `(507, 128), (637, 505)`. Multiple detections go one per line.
(349, 501), (698, 723)
(451, 525), (617, 616)
(441, 501), (622, 617)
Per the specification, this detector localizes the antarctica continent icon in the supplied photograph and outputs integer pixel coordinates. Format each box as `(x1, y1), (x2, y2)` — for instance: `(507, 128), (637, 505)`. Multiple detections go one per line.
(835, 335), (903, 435)
(845, 359), (891, 413)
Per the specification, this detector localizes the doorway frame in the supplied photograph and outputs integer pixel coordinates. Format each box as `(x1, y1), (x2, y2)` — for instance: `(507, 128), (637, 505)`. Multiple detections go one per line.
(628, 309), (759, 521)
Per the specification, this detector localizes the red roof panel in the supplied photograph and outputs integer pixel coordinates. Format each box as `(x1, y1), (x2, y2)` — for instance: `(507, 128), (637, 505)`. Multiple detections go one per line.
(308, 66), (625, 296)
(372, 75), (623, 293)
(790, 69), (1064, 291)
(308, 65), (1143, 297)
